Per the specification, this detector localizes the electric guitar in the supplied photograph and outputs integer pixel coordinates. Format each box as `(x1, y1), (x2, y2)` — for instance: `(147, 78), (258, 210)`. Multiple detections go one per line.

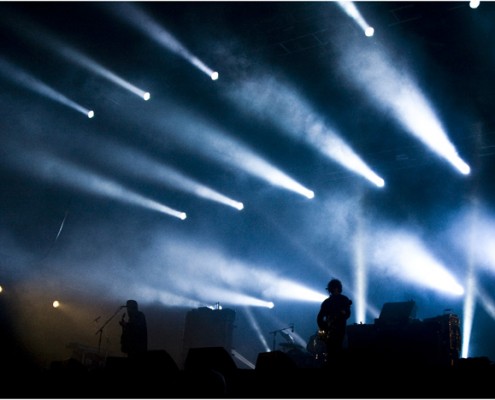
(318, 313), (342, 340)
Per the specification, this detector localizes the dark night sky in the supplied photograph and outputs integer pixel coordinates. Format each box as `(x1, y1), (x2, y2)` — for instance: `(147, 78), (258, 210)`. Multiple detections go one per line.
(1, 1), (495, 370)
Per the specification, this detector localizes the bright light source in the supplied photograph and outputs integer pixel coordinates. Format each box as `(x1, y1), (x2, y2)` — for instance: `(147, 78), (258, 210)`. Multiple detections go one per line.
(211, 71), (219, 81)
(143, 92), (151, 101)
(470, 0), (480, 9)
(53, 300), (60, 308)
(337, 1), (374, 39)
(194, 127), (314, 199)
(456, 158), (471, 175)
(9, 151), (189, 221)
(86, 138), (246, 212)
(193, 286), (278, 308)
(461, 274), (476, 358)
(0, 13), (152, 102)
(263, 280), (328, 302)
(87, 110), (94, 118)
(372, 230), (465, 296)
(339, 43), (470, 176)
(0, 58), (97, 118)
(110, 4), (217, 81)
(229, 78), (384, 188)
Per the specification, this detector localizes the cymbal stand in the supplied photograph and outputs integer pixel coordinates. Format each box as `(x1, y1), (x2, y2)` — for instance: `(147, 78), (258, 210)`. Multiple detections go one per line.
(269, 325), (294, 351)
(94, 305), (124, 354)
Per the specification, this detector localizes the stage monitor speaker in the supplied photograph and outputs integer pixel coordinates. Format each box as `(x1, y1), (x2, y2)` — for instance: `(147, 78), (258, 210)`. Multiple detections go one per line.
(135, 350), (180, 374)
(376, 300), (417, 327)
(255, 351), (297, 370)
(184, 346), (237, 375)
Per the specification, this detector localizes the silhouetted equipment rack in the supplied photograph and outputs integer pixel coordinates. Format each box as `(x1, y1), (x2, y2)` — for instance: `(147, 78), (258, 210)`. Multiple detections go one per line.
(347, 301), (461, 367)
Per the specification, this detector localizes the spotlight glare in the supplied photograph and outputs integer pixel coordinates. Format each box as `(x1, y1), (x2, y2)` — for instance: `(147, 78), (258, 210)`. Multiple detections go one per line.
(340, 43), (470, 176)
(87, 110), (94, 119)
(143, 92), (151, 101)
(306, 190), (315, 199)
(236, 202), (244, 210)
(53, 300), (60, 308)
(372, 231), (465, 295)
(211, 71), (219, 81)
(179, 212), (187, 220)
(459, 160), (471, 175)
(470, 0), (480, 9)
(365, 26), (374, 37)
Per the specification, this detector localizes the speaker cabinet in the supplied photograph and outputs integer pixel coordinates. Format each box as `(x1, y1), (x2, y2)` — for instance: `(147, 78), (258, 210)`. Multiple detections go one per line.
(375, 300), (417, 327)
(182, 307), (236, 363)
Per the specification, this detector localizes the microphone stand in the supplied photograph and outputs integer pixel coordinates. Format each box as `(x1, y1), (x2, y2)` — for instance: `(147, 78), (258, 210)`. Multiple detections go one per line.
(268, 325), (294, 352)
(95, 305), (124, 355)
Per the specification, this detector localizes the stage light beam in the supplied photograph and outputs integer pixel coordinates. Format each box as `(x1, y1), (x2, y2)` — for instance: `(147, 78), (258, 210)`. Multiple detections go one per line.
(262, 280), (327, 303)
(338, 40), (471, 176)
(60, 48), (151, 101)
(153, 239), (330, 307)
(0, 11), (150, 101)
(0, 57), (94, 118)
(150, 103), (315, 199)
(371, 229), (465, 296)
(110, 3), (218, 80)
(5, 147), (187, 221)
(243, 307), (272, 352)
(86, 137), (245, 211)
(227, 76), (384, 188)
(336, 1), (375, 37)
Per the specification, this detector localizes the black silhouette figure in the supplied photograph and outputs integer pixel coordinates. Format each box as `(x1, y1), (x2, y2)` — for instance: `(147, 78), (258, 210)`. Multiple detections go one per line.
(120, 299), (148, 359)
(316, 278), (352, 364)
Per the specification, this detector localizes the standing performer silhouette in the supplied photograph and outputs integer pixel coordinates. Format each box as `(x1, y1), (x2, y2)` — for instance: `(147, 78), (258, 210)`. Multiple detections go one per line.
(316, 279), (352, 365)
(120, 299), (148, 359)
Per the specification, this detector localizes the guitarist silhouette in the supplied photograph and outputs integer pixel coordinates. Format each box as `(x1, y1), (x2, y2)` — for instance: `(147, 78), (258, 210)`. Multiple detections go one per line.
(316, 279), (352, 364)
